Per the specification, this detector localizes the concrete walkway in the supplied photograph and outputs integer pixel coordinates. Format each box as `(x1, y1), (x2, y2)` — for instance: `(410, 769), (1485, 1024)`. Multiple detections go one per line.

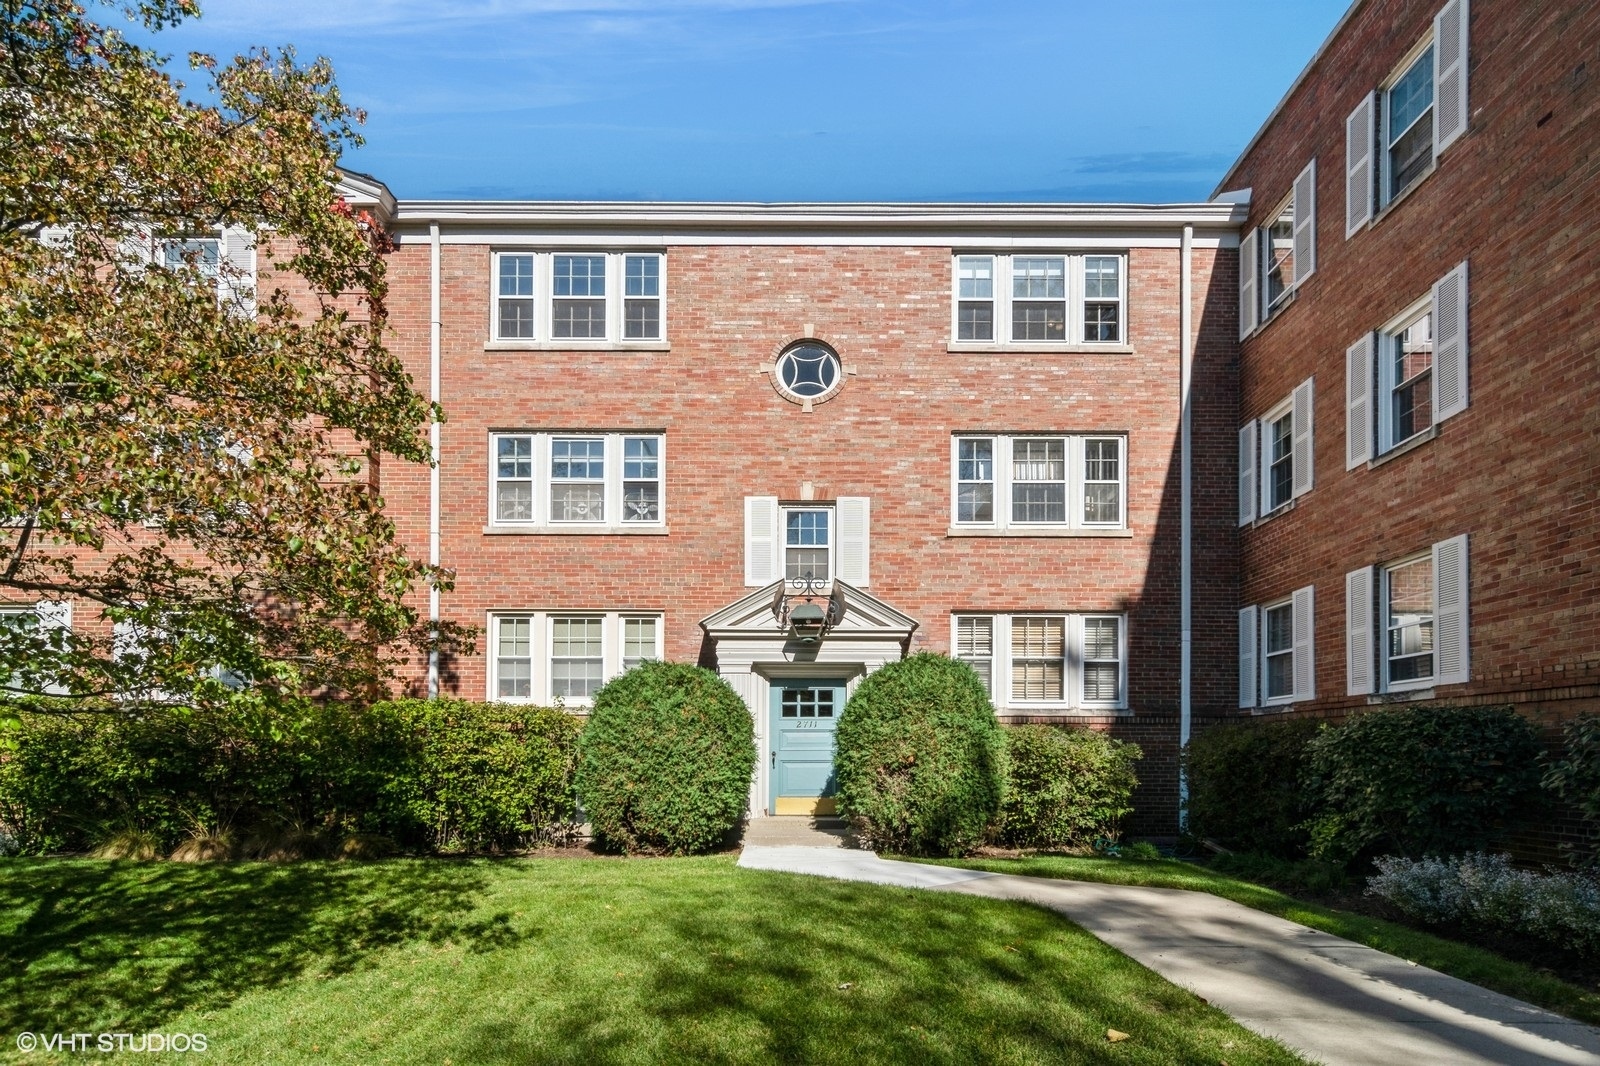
(738, 844), (1600, 1066)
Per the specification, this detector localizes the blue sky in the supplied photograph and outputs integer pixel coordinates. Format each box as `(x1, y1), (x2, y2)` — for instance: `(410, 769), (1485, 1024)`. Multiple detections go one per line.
(150, 0), (1350, 202)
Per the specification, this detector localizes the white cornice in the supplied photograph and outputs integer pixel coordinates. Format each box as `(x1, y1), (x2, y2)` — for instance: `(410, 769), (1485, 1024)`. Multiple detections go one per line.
(389, 200), (1247, 233)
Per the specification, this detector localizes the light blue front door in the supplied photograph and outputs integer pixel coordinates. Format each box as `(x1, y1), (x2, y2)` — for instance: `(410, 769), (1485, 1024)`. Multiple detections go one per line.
(769, 680), (845, 815)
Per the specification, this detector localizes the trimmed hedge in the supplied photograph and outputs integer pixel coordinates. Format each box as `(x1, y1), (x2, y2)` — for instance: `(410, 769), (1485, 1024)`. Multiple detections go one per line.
(0, 695), (583, 856)
(833, 653), (1005, 857)
(576, 661), (755, 855)
(992, 725), (1141, 849)
(1304, 704), (1541, 864)
(1182, 718), (1321, 857)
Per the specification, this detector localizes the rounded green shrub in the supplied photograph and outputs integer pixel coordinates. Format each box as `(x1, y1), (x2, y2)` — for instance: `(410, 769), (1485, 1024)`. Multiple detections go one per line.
(1304, 704), (1542, 865)
(1182, 718), (1321, 857)
(992, 725), (1141, 849)
(833, 653), (1005, 857)
(1542, 714), (1600, 869)
(576, 661), (756, 855)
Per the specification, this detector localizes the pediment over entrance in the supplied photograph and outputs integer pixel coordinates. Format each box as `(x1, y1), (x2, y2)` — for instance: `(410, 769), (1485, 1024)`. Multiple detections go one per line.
(699, 581), (918, 644)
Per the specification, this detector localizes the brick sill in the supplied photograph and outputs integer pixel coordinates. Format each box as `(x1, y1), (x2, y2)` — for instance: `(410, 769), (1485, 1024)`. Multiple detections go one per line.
(996, 707), (1132, 718)
(483, 340), (672, 353)
(482, 525), (670, 536)
(1247, 498), (1297, 530)
(946, 343), (1135, 355)
(1367, 687), (1435, 705)
(947, 527), (1133, 538)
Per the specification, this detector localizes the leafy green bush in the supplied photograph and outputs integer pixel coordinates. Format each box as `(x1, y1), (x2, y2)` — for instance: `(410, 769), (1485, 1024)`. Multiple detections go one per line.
(0, 695), (583, 855)
(1304, 705), (1542, 865)
(1541, 715), (1600, 869)
(833, 653), (1005, 857)
(576, 661), (755, 855)
(991, 725), (1141, 849)
(1210, 851), (1351, 896)
(1183, 718), (1320, 857)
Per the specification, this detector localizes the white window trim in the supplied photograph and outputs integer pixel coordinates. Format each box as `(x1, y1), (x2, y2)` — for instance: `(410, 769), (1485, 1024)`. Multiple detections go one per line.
(1378, 34), (1438, 211)
(489, 250), (667, 347)
(949, 253), (1127, 348)
(1242, 160), (1315, 336)
(950, 434), (1127, 532)
(1242, 376), (1313, 527)
(1241, 585), (1315, 708)
(1381, 553), (1436, 694)
(1376, 295), (1435, 454)
(486, 611), (663, 708)
(782, 504), (834, 585)
(952, 612), (1129, 713)
(487, 431), (665, 532)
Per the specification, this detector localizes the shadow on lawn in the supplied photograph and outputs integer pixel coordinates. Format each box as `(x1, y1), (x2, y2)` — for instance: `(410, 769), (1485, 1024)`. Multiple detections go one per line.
(0, 859), (524, 1034)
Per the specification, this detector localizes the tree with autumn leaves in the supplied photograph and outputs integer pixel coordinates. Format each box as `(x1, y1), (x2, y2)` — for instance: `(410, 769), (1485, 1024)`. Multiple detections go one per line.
(0, 0), (464, 719)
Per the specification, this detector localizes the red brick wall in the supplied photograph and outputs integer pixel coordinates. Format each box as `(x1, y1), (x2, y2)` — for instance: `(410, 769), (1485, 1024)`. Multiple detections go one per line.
(380, 237), (1241, 833)
(1219, 0), (1600, 796)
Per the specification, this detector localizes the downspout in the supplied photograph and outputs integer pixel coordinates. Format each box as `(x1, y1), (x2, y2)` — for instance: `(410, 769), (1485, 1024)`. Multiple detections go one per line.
(1178, 224), (1194, 829)
(427, 221), (442, 698)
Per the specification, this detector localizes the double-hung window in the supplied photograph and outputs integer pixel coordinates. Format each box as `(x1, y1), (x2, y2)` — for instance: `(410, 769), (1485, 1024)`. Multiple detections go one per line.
(784, 508), (831, 583)
(489, 612), (662, 705)
(1238, 162), (1316, 338)
(952, 434), (1125, 531)
(743, 496), (871, 587)
(1344, 0), (1468, 234)
(952, 254), (1125, 345)
(1238, 378), (1314, 525)
(153, 227), (255, 315)
(953, 613), (1126, 710)
(490, 432), (665, 531)
(1238, 587), (1315, 707)
(1, 601), (71, 696)
(1345, 261), (1467, 468)
(1345, 535), (1469, 695)
(491, 251), (666, 343)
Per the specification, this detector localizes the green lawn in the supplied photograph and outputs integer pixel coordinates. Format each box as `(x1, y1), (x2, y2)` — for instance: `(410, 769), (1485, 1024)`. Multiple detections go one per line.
(922, 855), (1600, 1028)
(0, 856), (1303, 1065)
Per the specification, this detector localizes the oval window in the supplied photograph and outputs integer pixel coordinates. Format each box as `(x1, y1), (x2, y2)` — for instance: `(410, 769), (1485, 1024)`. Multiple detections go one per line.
(774, 342), (841, 402)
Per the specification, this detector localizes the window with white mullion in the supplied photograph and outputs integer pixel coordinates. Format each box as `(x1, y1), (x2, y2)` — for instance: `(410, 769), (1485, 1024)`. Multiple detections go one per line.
(1383, 42), (1436, 204)
(550, 436), (606, 523)
(622, 616), (658, 671)
(495, 253), (537, 340)
(1011, 437), (1067, 524)
(622, 436), (662, 522)
(1384, 556), (1435, 689)
(1080, 615), (1122, 706)
(1011, 616), (1066, 703)
(550, 616), (605, 701)
(956, 255), (996, 342)
(1010, 256), (1067, 342)
(623, 254), (663, 340)
(1261, 601), (1295, 702)
(954, 616), (994, 696)
(495, 616), (534, 699)
(954, 437), (996, 524)
(1381, 307), (1434, 451)
(494, 434), (537, 523)
(784, 507), (831, 583)
(551, 254), (608, 340)
(1081, 255), (1123, 343)
(1263, 407), (1294, 513)
(1082, 437), (1123, 526)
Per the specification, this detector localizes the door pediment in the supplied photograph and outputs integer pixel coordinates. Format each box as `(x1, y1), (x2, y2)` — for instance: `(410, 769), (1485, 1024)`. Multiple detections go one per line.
(699, 580), (918, 643)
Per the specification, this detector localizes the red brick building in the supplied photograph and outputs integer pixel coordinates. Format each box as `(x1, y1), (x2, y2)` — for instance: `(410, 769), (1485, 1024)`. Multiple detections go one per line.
(1221, 0), (1600, 841)
(327, 179), (1246, 828)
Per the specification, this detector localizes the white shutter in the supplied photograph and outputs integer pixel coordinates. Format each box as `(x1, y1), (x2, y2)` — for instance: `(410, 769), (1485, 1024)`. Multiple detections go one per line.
(221, 226), (256, 316)
(1345, 92), (1376, 236)
(1292, 585), (1315, 700)
(1346, 567), (1375, 695)
(1238, 606), (1258, 708)
(1292, 159), (1317, 285)
(1292, 376), (1315, 498)
(117, 223), (152, 269)
(836, 496), (870, 587)
(1238, 420), (1258, 525)
(1346, 334), (1374, 469)
(1432, 534), (1470, 685)
(1238, 229), (1259, 339)
(1432, 261), (1469, 421)
(1434, 0), (1469, 154)
(743, 496), (780, 586)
